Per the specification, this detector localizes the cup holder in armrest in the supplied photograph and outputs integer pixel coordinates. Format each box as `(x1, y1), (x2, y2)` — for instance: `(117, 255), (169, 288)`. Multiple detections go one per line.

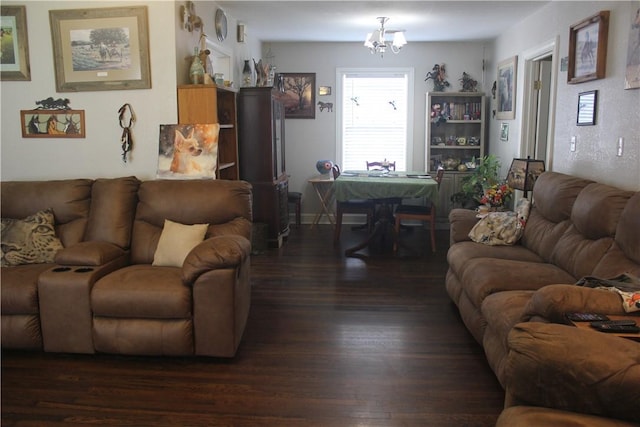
(74, 267), (94, 273)
(52, 267), (72, 272)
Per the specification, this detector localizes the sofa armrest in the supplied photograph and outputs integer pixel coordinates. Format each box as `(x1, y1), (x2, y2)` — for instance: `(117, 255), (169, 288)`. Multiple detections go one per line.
(504, 322), (640, 422)
(523, 284), (627, 323)
(54, 241), (127, 266)
(449, 208), (479, 244)
(182, 235), (251, 284)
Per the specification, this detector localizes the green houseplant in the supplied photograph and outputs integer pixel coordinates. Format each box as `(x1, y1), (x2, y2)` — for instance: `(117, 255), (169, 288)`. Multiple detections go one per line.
(450, 154), (502, 209)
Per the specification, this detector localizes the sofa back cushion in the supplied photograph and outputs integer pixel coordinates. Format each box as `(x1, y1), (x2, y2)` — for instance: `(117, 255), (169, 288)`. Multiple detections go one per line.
(592, 191), (640, 277)
(84, 176), (140, 249)
(551, 183), (634, 279)
(131, 179), (252, 264)
(520, 172), (592, 261)
(1, 179), (93, 247)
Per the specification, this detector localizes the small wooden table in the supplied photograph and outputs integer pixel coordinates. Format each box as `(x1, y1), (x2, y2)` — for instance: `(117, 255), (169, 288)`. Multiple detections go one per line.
(571, 314), (640, 342)
(308, 175), (336, 228)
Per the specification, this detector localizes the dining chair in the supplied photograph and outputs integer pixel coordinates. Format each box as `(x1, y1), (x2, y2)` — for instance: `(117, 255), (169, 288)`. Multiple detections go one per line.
(333, 165), (375, 246)
(393, 168), (445, 253)
(366, 160), (396, 171)
(366, 160), (403, 218)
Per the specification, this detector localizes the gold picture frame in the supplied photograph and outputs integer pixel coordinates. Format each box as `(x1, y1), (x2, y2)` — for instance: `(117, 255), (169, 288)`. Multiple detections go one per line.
(496, 56), (517, 120)
(49, 6), (151, 92)
(20, 109), (86, 138)
(1, 5), (31, 81)
(568, 11), (609, 84)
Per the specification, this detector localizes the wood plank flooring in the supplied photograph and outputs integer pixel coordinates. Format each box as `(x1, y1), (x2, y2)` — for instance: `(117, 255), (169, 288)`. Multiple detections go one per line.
(1, 225), (504, 426)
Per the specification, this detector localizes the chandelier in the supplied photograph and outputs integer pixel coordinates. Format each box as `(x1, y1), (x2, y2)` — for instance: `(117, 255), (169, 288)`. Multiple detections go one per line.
(364, 17), (407, 57)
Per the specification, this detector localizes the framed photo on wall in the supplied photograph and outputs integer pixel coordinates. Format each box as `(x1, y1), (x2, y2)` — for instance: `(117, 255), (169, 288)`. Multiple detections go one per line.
(281, 73), (316, 119)
(49, 6), (151, 92)
(568, 11), (609, 84)
(496, 56), (517, 120)
(576, 90), (597, 126)
(1, 5), (31, 81)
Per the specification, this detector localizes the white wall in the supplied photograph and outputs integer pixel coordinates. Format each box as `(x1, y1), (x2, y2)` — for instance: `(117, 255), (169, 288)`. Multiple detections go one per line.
(266, 41), (489, 217)
(1, 1), (178, 181)
(491, 1), (640, 191)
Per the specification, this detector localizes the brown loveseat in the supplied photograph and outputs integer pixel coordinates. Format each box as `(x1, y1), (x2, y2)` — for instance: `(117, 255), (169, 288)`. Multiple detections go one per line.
(1, 177), (253, 358)
(447, 171), (640, 425)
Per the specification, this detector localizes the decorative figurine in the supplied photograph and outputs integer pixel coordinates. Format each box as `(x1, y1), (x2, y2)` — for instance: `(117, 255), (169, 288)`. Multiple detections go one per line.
(425, 64), (450, 92)
(459, 72), (478, 92)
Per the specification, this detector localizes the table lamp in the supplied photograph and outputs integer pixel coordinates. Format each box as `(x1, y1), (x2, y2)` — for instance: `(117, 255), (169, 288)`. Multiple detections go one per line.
(507, 157), (546, 198)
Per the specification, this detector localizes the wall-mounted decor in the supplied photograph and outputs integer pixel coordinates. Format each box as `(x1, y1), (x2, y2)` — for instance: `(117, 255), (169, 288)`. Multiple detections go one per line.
(49, 6), (151, 92)
(157, 124), (219, 179)
(500, 123), (509, 141)
(625, 3), (640, 90)
(568, 10), (609, 84)
(281, 73), (316, 119)
(1, 5), (31, 81)
(319, 86), (331, 96)
(496, 56), (517, 120)
(20, 110), (85, 138)
(317, 101), (333, 112)
(577, 90), (597, 126)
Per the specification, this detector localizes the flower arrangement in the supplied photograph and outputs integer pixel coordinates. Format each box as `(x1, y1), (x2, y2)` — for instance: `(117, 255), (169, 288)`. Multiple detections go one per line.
(479, 183), (512, 208)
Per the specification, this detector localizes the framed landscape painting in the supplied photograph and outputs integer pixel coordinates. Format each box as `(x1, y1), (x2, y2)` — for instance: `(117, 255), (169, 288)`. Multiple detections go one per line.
(281, 73), (316, 119)
(49, 6), (151, 92)
(1, 5), (31, 81)
(496, 56), (517, 120)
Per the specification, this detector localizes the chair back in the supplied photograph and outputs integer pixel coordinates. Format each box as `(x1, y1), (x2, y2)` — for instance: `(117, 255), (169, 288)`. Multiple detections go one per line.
(435, 168), (445, 189)
(366, 161), (396, 171)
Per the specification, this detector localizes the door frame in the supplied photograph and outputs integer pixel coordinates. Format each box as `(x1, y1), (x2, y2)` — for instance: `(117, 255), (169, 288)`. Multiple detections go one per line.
(520, 37), (559, 171)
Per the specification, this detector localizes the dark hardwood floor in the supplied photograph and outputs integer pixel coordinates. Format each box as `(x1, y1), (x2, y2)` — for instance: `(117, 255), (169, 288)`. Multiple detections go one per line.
(2, 224), (504, 426)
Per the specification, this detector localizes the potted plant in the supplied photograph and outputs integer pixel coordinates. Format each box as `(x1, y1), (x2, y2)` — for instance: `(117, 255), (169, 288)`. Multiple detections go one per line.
(450, 154), (502, 209)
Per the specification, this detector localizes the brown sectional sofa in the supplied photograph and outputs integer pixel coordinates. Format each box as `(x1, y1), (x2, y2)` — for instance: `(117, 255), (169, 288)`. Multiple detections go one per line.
(1, 177), (253, 357)
(447, 171), (640, 425)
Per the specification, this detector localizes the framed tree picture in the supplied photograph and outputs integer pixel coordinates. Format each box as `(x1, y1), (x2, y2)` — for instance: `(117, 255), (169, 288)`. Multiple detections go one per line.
(49, 6), (151, 92)
(496, 56), (517, 120)
(1, 5), (31, 81)
(568, 10), (609, 84)
(281, 73), (316, 119)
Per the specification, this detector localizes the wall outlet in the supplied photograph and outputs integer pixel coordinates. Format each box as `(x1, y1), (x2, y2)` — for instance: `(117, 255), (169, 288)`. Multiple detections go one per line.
(617, 137), (624, 157)
(570, 136), (576, 152)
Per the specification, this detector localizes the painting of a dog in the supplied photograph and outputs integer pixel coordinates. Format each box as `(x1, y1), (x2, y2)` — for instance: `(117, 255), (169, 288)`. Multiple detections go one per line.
(157, 124), (219, 179)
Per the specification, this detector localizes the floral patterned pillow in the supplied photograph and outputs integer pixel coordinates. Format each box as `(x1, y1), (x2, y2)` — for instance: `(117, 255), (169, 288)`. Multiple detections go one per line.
(469, 199), (531, 246)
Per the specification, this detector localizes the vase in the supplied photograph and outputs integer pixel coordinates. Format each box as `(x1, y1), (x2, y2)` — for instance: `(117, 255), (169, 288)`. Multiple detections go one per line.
(242, 60), (252, 87)
(189, 49), (205, 84)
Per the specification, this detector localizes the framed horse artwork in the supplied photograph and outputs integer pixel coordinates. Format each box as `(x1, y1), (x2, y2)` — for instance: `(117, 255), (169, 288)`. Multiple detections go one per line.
(20, 109), (85, 138)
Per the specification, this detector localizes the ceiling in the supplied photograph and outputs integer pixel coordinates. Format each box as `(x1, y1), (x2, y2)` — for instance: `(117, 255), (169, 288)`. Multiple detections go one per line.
(216, 1), (550, 43)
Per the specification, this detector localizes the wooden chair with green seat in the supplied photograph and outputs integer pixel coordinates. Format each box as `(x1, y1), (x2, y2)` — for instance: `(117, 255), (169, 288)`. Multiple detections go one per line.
(333, 165), (376, 246)
(393, 168), (445, 254)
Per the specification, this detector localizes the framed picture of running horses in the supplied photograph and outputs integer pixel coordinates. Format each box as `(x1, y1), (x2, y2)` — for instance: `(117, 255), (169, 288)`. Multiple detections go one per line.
(49, 6), (151, 92)
(20, 109), (86, 138)
(568, 11), (609, 84)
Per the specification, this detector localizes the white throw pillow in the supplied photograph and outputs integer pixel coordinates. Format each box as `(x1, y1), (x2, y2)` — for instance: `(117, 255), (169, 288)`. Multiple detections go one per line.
(152, 219), (208, 267)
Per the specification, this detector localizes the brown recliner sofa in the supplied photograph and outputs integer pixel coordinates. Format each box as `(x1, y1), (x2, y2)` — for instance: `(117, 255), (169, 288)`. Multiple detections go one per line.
(1, 177), (253, 358)
(446, 171), (640, 425)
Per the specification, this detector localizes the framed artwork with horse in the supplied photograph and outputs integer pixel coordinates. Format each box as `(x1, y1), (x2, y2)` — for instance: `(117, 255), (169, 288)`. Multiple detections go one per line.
(568, 11), (609, 84)
(49, 6), (151, 92)
(20, 109), (85, 138)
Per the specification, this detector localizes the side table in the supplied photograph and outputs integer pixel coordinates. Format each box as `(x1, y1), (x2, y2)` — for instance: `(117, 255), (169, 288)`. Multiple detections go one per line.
(308, 176), (336, 228)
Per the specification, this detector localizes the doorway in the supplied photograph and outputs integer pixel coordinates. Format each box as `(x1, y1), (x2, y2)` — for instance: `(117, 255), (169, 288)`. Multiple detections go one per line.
(521, 37), (558, 170)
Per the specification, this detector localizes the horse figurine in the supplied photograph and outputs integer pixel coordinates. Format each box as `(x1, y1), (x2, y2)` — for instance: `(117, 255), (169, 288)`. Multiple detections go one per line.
(425, 64), (450, 92)
(317, 101), (333, 112)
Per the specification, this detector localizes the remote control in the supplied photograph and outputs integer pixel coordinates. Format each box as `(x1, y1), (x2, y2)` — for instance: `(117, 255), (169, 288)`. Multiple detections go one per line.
(593, 324), (640, 333)
(566, 312), (610, 322)
(590, 320), (637, 328)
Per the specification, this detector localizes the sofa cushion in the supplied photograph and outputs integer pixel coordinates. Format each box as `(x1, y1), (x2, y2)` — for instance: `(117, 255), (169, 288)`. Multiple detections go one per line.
(615, 192), (640, 265)
(1, 209), (63, 266)
(0, 264), (53, 314)
(571, 183), (634, 240)
(497, 406), (640, 427)
(92, 265), (192, 318)
(530, 172), (593, 224)
(152, 219), (208, 267)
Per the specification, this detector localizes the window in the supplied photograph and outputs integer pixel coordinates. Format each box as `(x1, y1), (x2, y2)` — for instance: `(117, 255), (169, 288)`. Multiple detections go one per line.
(336, 68), (414, 171)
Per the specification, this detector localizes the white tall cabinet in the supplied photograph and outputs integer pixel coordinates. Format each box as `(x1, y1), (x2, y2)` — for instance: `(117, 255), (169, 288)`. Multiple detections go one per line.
(425, 92), (486, 222)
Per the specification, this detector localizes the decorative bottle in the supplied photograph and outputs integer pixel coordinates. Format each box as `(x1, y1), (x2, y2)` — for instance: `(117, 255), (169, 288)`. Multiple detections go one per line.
(189, 48), (205, 84)
(242, 60), (252, 87)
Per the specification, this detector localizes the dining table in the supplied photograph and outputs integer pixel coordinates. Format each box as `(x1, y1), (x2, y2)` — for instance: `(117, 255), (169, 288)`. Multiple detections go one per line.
(333, 170), (439, 256)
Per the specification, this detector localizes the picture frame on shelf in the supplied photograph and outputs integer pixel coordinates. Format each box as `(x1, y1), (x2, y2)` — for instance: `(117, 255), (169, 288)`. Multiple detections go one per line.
(1, 5), (31, 81)
(20, 109), (85, 138)
(568, 10), (609, 84)
(576, 90), (597, 126)
(49, 6), (151, 92)
(281, 73), (316, 119)
(500, 123), (509, 141)
(496, 56), (517, 120)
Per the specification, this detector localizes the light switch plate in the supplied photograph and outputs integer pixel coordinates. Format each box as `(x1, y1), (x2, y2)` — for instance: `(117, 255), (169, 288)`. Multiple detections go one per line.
(617, 137), (624, 157)
(570, 136), (576, 152)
